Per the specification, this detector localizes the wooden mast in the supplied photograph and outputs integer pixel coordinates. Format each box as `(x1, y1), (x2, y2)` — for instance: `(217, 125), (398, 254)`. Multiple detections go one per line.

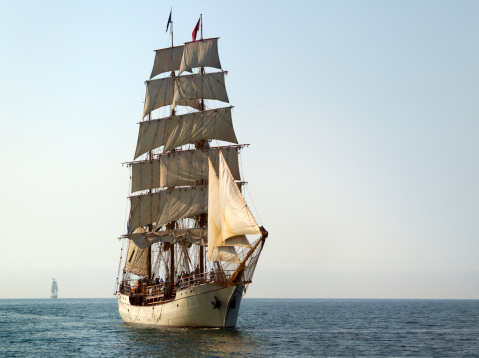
(147, 112), (153, 282)
(195, 55), (207, 276)
(169, 25), (176, 288)
(194, 16), (206, 277)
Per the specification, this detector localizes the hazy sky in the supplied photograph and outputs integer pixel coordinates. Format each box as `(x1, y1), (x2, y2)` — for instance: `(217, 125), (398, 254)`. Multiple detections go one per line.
(0, 1), (478, 299)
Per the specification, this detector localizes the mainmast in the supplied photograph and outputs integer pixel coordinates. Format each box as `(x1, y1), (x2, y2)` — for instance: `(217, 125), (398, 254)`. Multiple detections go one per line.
(147, 113), (153, 282)
(169, 18), (175, 286)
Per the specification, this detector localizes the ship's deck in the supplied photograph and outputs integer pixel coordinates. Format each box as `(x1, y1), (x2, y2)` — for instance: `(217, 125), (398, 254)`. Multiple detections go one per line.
(119, 270), (247, 306)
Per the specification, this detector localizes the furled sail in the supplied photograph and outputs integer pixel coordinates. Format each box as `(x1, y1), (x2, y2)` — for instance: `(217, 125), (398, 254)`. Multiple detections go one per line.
(179, 38), (222, 75)
(150, 46), (191, 79)
(125, 227), (149, 276)
(131, 147), (241, 193)
(128, 228), (207, 249)
(129, 185), (208, 233)
(143, 77), (200, 118)
(172, 71), (229, 109)
(207, 152), (261, 262)
(134, 107), (237, 159)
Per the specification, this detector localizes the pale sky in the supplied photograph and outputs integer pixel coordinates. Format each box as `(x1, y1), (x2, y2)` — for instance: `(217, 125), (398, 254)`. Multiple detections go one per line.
(0, 1), (478, 299)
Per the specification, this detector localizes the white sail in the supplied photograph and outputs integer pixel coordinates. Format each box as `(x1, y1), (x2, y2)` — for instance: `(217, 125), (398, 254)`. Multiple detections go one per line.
(128, 228), (207, 249)
(125, 228), (149, 276)
(131, 147), (240, 193)
(131, 160), (161, 194)
(143, 77), (200, 118)
(224, 235), (250, 247)
(159, 147), (240, 188)
(208, 246), (240, 263)
(172, 72), (229, 109)
(150, 46), (191, 79)
(179, 38), (222, 75)
(134, 107), (238, 159)
(207, 152), (261, 262)
(129, 185), (208, 233)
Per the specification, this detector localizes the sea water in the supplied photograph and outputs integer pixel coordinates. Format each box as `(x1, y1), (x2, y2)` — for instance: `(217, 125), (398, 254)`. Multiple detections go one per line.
(1, 298), (478, 357)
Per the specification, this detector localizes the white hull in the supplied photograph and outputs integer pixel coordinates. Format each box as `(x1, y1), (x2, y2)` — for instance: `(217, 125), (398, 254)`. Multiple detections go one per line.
(118, 283), (243, 328)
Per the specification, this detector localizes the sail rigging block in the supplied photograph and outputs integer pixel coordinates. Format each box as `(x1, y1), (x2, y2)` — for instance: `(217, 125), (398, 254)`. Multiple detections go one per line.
(143, 77), (200, 118)
(134, 107), (238, 159)
(127, 228), (207, 249)
(172, 72), (229, 109)
(129, 185), (208, 233)
(179, 38), (222, 75)
(131, 147), (241, 193)
(207, 152), (261, 262)
(150, 46), (191, 79)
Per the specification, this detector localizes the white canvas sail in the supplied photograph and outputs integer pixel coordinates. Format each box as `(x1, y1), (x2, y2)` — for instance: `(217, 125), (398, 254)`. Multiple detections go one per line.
(172, 72), (229, 109)
(131, 147), (240, 193)
(143, 77), (200, 118)
(125, 228), (149, 276)
(150, 46), (191, 79)
(134, 107), (238, 159)
(159, 147), (240, 188)
(179, 38), (222, 75)
(129, 185), (208, 233)
(224, 235), (250, 247)
(207, 152), (261, 262)
(208, 246), (240, 263)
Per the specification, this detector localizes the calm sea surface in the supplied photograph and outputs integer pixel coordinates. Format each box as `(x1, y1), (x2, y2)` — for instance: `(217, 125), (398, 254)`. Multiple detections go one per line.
(1, 298), (478, 357)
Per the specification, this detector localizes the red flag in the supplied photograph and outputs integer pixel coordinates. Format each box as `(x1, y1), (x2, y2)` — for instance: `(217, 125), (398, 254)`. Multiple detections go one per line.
(192, 18), (200, 41)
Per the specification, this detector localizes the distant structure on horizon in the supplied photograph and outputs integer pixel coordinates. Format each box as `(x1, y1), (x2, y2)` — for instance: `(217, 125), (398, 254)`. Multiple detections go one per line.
(51, 278), (58, 299)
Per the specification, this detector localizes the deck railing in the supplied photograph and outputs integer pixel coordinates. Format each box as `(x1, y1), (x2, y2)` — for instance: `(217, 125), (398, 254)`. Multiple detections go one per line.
(119, 269), (238, 304)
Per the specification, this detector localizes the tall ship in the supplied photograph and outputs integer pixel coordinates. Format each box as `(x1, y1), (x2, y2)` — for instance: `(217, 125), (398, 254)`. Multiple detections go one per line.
(50, 278), (58, 299)
(115, 16), (268, 328)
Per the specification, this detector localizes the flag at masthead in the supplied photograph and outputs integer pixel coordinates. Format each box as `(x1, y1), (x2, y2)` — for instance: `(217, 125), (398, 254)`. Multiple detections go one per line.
(166, 9), (172, 33)
(192, 17), (200, 41)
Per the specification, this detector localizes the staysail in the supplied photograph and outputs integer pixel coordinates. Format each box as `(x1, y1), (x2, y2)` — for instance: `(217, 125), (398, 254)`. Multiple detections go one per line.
(207, 152), (261, 262)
